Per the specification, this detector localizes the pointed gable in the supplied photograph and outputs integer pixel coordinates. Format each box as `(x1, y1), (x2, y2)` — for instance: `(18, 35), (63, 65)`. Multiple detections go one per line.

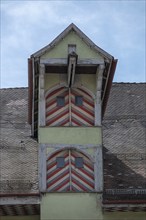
(31, 23), (112, 61)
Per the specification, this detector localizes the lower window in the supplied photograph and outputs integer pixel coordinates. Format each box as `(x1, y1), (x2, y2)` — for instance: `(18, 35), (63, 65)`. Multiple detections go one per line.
(46, 149), (94, 192)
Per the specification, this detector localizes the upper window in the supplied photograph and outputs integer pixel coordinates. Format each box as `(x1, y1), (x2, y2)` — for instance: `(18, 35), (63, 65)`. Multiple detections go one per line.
(56, 157), (65, 168)
(75, 157), (84, 168)
(75, 96), (83, 106)
(46, 87), (94, 126)
(57, 96), (65, 107)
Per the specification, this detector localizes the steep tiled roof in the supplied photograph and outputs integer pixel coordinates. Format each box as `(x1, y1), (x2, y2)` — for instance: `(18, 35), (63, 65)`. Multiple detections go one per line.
(0, 83), (146, 199)
(0, 88), (38, 194)
(103, 83), (146, 202)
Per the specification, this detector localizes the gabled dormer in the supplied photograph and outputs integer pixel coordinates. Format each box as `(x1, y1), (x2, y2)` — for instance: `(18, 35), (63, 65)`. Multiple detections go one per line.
(28, 23), (117, 138)
(28, 23), (117, 220)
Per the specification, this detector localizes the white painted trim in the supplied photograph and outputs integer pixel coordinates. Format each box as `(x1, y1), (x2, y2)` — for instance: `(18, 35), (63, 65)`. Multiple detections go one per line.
(40, 58), (67, 65)
(101, 60), (112, 103)
(40, 58), (104, 65)
(31, 57), (35, 136)
(39, 144), (47, 192)
(0, 197), (40, 205)
(42, 143), (101, 149)
(39, 64), (46, 127)
(95, 64), (105, 126)
(94, 146), (103, 192)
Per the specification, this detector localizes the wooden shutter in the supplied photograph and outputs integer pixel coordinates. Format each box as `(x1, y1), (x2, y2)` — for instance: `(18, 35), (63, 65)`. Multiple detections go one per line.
(71, 88), (95, 126)
(47, 150), (70, 192)
(46, 87), (69, 126)
(46, 149), (95, 192)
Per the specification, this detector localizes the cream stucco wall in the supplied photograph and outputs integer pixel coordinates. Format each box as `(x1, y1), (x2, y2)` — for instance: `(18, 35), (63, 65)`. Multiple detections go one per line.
(41, 193), (146, 220)
(41, 30), (104, 61)
(39, 127), (101, 145)
(41, 193), (102, 220)
(44, 74), (96, 95)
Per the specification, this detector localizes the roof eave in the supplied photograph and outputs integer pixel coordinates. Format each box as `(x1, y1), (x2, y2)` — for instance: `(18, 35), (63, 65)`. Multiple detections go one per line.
(102, 59), (118, 118)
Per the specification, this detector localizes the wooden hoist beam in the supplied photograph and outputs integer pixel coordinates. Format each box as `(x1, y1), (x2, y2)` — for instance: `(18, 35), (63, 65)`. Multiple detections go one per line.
(67, 52), (78, 87)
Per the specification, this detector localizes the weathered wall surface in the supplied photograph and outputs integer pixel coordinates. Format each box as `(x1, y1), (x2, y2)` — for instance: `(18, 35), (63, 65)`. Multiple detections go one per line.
(41, 193), (102, 220)
(39, 127), (101, 145)
(41, 30), (104, 60)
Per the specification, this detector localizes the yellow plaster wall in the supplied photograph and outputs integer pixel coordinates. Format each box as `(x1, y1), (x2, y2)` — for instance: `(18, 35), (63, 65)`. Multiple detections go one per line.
(41, 193), (146, 220)
(39, 127), (101, 145)
(44, 74), (60, 91)
(41, 193), (102, 220)
(41, 31), (104, 61)
(80, 74), (96, 93)
(44, 74), (96, 94)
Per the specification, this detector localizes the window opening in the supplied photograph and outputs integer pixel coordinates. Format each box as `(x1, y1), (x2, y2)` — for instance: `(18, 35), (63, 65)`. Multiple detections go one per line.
(57, 96), (65, 107)
(68, 44), (76, 54)
(75, 157), (84, 168)
(75, 96), (83, 106)
(56, 157), (65, 168)
(47, 150), (94, 192)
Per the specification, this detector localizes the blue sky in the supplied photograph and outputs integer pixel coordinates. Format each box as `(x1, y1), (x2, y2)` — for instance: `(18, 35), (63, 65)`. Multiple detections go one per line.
(1, 0), (145, 88)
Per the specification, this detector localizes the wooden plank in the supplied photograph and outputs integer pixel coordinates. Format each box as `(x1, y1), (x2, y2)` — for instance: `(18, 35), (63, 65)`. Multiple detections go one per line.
(39, 144), (46, 192)
(94, 146), (103, 192)
(40, 58), (104, 65)
(39, 64), (46, 126)
(0, 197), (40, 205)
(95, 64), (105, 126)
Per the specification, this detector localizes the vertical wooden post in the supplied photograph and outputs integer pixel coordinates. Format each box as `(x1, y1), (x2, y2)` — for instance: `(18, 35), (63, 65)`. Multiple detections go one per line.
(69, 149), (72, 191)
(39, 64), (46, 127)
(94, 146), (103, 192)
(69, 88), (72, 125)
(95, 64), (105, 126)
(39, 144), (46, 192)
(31, 57), (35, 136)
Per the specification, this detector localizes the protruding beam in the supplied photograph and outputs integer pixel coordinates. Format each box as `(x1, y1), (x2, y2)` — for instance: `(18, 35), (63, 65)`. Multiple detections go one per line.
(95, 64), (105, 126)
(40, 58), (104, 65)
(67, 53), (78, 87)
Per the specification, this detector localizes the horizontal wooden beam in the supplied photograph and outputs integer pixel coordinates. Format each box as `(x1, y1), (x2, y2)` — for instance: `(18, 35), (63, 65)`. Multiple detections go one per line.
(39, 143), (101, 149)
(40, 58), (104, 65)
(0, 196), (40, 205)
(45, 65), (98, 74)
